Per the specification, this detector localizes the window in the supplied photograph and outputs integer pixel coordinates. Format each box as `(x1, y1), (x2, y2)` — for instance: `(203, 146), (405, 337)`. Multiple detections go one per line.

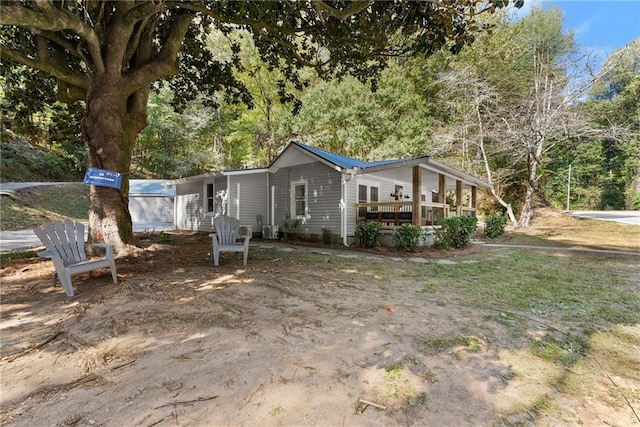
(358, 183), (379, 218)
(291, 180), (307, 218)
(358, 185), (368, 218)
(206, 183), (214, 213)
(370, 187), (379, 211)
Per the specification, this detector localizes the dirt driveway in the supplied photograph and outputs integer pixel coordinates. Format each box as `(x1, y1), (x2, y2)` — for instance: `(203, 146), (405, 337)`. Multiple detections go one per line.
(1, 232), (637, 426)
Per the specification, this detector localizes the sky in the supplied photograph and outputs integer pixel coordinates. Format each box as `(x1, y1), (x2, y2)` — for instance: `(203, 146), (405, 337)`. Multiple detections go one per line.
(514, 0), (640, 65)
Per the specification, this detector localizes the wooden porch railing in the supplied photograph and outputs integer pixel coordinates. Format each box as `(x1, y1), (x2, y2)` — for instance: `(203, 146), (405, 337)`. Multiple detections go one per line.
(355, 201), (474, 227)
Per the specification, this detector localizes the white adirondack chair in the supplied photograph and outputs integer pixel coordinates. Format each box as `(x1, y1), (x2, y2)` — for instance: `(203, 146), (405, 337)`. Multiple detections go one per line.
(210, 215), (252, 266)
(34, 220), (118, 297)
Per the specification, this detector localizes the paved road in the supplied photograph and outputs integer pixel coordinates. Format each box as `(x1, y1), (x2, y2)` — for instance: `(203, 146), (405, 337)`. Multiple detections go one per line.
(0, 182), (76, 191)
(568, 210), (640, 226)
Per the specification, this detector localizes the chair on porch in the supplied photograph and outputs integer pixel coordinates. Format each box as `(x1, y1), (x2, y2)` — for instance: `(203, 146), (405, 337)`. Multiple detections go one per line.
(210, 215), (252, 266)
(33, 220), (118, 297)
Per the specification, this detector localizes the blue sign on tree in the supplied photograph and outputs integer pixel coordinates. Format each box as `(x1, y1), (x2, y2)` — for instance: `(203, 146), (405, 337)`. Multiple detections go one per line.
(83, 168), (122, 189)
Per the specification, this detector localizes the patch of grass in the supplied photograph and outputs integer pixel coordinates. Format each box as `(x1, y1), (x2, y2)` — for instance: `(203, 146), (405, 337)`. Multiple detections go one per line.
(531, 339), (582, 367)
(384, 364), (403, 380)
(421, 282), (440, 292)
(418, 334), (484, 355)
(531, 394), (555, 415)
(381, 364), (417, 400)
(513, 208), (640, 252)
(410, 249), (640, 328)
(0, 250), (40, 261)
(268, 406), (285, 416)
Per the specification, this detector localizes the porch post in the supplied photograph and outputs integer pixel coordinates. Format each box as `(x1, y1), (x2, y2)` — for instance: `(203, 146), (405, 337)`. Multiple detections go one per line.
(438, 174), (446, 219)
(412, 165), (422, 226)
(471, 185), (477, 216)
(456, 180), (463, 216)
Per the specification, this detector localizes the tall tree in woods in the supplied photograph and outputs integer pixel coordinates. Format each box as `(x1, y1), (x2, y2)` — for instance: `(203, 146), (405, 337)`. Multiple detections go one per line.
(432, 7), (629, 227)
(0, 0), (520, 254)
(587, 39), (640, 209)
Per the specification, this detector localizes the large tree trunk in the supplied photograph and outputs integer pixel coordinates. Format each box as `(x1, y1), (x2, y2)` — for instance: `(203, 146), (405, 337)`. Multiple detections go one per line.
(82, 77), (149, 255)
(518, 152), (541, 228)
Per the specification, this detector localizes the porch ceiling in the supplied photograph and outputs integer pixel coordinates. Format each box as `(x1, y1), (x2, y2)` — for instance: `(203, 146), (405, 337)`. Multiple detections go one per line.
(361, 166), (477, 192)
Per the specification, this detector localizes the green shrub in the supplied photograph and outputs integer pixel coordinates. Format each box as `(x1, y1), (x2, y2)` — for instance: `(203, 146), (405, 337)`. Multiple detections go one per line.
(484, 215), (507, 238)
(355, 221), (382, 247)
(435, 216), (478, 250)
(282, 218), (301, 239)
(322, 228), (333, 245)
(392, 223), (421, 252)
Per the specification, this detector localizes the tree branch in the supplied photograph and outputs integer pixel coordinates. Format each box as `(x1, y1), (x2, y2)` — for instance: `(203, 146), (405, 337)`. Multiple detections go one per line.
(174, 2), (302, 36)
(313, 1), (374, 21)
(0, 45), (88, 94)
(1, 1), (105, 76)
(123, 13), (194, 94)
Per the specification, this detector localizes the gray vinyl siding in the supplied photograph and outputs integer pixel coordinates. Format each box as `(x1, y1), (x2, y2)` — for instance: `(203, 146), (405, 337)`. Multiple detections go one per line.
(228, 172), (268, 230)
(129, 196), (174, 223)
(271, 161), (342, 237)
(175, 180), (210, 231)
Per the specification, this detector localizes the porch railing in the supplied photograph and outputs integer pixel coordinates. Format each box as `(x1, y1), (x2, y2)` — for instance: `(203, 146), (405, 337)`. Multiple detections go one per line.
(355, 201), (472, 227)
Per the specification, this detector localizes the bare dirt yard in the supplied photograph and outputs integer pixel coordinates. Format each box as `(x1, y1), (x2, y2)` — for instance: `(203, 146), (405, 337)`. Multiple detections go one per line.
(1, 231), (639, 426)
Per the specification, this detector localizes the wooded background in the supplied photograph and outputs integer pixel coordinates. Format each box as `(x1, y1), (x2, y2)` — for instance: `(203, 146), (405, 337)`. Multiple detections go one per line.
(2, 6), (638, 219)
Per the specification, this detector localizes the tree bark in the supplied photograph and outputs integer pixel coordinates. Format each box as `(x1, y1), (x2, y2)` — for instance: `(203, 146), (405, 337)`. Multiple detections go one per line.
(473, 92), (518, 226)
(81, 76), (149, 255)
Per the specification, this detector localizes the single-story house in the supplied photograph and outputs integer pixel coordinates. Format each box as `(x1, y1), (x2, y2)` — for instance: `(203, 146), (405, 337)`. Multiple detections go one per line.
(173, 141), (490, 245)
(129, 179), (175, 224)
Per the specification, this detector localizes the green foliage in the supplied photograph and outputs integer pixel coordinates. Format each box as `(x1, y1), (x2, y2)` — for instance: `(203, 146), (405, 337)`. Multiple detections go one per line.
(282, 218), (301, 239)
(0, 250), (39, 262)
(435, 216), (478, 250)
(384, 364), (403, 380)
(0, 131), (84, 181)
(287, 64), (436, 160)
(483, 215), (507, 238)
(392, 223), (422, 252)
(355, 221), (383, 248)
(322, 228), (333, 245)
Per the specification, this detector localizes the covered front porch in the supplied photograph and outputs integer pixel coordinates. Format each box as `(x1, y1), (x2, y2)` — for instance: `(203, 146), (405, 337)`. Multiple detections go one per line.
(354, 163), (482, 229)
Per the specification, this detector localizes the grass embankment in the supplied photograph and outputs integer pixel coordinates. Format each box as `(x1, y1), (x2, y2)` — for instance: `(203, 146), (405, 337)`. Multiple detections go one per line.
(0, 183), (88, 231)
(508, 207), (640, 253)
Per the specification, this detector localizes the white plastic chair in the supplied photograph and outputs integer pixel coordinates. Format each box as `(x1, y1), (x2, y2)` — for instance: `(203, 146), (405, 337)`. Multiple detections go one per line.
(209, 216), (252, 266)
(34, 220), (117, 297)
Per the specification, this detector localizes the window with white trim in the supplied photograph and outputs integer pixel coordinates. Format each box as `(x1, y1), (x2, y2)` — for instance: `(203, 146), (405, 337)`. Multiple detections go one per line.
(291, 180), (307, 218)
(370, 186), (379, 210)
(206, 183), (215, 213)
(358, 184), (368, 218)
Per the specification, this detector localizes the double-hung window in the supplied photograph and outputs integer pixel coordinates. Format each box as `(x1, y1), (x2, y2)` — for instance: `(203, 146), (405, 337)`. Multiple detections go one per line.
(206, 183), (215, 213)
(358, 183), (380, 219)
(291, 180), (307, 218)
